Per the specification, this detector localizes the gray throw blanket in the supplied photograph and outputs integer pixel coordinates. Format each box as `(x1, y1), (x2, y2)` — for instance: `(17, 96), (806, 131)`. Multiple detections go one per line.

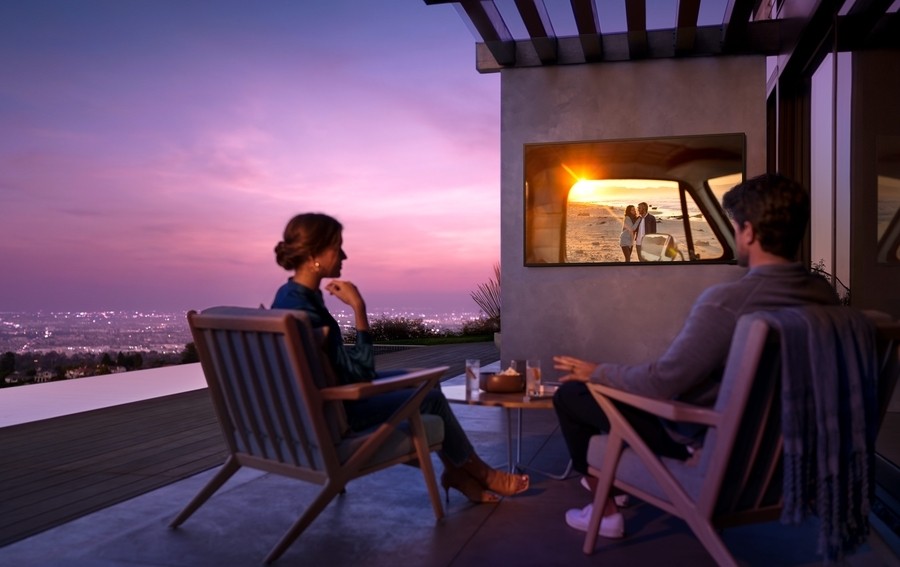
(758, 306), (878, 562)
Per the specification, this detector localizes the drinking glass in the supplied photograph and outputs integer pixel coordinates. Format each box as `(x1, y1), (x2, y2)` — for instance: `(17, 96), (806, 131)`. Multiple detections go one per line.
(465, 359), (480, 399)
(526, 358), (542, 396)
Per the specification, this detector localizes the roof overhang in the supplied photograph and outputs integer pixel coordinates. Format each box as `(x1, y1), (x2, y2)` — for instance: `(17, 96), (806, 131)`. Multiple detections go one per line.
(425, 0), (900, 77)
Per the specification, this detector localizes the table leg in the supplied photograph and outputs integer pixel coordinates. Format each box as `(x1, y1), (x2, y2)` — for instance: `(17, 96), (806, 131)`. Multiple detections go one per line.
(518, 458), (574, 480)
(506, 408), (514, 473)
(516, 408), (523, 466)
(511, 407), (573, 479)
(514, 407), (574, 479)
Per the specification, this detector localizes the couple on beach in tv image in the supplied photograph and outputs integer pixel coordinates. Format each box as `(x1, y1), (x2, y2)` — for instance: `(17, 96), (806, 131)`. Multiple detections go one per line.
(619, 202), (657, 262)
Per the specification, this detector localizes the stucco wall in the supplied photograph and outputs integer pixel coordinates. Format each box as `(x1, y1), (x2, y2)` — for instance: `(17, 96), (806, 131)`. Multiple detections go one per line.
(499, 56), (767, 372)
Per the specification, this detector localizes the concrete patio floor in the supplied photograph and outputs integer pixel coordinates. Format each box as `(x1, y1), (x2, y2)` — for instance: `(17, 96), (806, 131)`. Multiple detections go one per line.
(2, 395), (898, 567)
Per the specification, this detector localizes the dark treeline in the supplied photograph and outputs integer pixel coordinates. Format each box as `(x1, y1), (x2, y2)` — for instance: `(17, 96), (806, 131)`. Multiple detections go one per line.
(357, 315), (498, 343)
(0, 344), (198, 388)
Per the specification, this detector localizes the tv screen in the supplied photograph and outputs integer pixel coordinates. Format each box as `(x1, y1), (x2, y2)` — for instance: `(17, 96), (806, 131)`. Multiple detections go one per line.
(524, 133), (745, 265)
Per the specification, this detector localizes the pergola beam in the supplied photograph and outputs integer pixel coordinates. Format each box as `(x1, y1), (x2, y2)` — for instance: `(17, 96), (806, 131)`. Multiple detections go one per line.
(515, 0), (558, 64)
(721, 0), (758, 52)
(570, 0), (603, 62)
(625, 0), (649, 58)
(674, 0), (702, 54)
(458, 0), (517, 66)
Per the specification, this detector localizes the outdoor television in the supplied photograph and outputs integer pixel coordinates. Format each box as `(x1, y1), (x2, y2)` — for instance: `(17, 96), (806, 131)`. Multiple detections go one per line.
(524, 133), (746, 265)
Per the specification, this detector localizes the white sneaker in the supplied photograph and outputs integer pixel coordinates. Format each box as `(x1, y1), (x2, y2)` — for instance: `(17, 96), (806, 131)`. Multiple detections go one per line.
(564, 503), (624, 539)
(579, 477), (630, 507)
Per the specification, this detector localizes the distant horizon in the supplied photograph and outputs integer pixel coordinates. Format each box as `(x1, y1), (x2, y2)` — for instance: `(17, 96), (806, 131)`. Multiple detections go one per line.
(0, 286), (490, 316)
(0, 302), (490, 317)
(0, 305), (491, 355)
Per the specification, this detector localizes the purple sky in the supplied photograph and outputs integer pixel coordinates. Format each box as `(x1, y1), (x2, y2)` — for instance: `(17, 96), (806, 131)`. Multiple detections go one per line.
(0, 1), (500, 314)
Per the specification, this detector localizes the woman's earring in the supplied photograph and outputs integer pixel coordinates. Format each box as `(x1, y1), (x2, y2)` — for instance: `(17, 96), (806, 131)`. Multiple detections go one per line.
(313, 261), (320, 273)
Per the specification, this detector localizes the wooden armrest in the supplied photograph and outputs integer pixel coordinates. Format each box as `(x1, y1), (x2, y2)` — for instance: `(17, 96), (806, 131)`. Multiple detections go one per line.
(590, 383), (722, 427)
(320, 366), (448, 401)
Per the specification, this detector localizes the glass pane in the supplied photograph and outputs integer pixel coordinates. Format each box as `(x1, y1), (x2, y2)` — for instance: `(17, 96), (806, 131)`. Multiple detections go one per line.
(877, 135), (900, 264)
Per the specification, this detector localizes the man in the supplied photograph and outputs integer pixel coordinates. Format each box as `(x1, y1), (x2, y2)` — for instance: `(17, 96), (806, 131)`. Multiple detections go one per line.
(552, 173), (838, 538)
(634, 202), (657, 261)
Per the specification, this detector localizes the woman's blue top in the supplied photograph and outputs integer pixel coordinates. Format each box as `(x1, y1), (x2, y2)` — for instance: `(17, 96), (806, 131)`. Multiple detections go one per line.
(271, 278), (376, 384)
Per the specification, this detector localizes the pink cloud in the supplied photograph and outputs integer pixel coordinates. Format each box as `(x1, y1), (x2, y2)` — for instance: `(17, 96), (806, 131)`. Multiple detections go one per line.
(0, 1), (501, 313)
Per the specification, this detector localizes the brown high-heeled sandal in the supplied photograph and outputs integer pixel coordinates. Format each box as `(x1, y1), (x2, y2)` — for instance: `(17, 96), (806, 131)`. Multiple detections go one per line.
(480, 467), (530, 496)
(440, 468), (500, 504)
(461, 454), (530, 496)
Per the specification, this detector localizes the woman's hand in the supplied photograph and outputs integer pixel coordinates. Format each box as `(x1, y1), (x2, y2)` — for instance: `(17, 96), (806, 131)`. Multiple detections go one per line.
(325, 279), (364, 307)
(325, 280), (369, 331)
(553, 355), (598, 383)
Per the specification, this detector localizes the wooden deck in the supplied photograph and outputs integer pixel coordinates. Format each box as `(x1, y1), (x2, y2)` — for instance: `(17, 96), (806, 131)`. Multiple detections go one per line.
(0, 342), (498, 547)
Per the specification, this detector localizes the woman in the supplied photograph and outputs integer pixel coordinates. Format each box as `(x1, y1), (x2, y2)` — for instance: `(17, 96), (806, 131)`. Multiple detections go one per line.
(619, 205), (639, 262)
(271, 213), (529, 503)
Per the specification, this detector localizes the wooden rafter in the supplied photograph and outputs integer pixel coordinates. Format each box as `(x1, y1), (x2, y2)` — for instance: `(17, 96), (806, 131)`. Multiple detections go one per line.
(458, 0), (516, 66)
(722, 0), (759, 51)
(674, 0), (701, 54)
(515, 0), (558, 63)
(570, 0), (603, 62)
(625, 0), (649, 58)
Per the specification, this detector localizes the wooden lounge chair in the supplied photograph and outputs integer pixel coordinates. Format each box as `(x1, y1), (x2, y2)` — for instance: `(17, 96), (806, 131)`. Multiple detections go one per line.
(581, 307), (900, 566)
(169, 306), (448, 563)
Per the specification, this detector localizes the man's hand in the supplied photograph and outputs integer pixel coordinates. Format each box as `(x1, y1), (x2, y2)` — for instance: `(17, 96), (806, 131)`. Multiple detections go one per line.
(553, 355), (598, 383)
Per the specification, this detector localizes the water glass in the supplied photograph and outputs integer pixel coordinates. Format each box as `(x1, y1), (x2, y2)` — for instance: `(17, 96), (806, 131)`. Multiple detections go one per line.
(526, 358), (542, 396)
(465, 359), (480, 398)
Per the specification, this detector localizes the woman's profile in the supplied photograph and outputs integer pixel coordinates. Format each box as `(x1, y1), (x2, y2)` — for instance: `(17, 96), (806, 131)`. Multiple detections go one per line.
(271, 212), (529, 503)
(620, 205), (639, 262)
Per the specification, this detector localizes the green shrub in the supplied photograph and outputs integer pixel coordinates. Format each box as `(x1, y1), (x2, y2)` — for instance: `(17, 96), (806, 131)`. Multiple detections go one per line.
(810, 259), (850, 305)
(462, 317), (499, 335)
(372, 315), (433, 341)
(343, 315), (444, 343)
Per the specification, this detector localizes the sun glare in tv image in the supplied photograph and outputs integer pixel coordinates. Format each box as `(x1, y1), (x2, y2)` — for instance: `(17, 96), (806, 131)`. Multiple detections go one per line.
(568, 179), (679, 203)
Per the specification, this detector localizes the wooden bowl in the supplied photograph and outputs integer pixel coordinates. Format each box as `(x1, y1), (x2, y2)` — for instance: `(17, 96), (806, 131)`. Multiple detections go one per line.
(479, 371), (525, 393)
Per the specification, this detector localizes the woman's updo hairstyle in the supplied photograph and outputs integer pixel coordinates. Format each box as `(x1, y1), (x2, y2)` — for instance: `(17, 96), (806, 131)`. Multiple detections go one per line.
(274, 213), (343, 271)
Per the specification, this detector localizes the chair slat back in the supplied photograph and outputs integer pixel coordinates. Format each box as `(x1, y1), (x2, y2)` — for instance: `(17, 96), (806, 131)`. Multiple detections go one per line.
(189, 308), (339, 474)
(693, 316), (784, 520)
(711, 326), (783, 520)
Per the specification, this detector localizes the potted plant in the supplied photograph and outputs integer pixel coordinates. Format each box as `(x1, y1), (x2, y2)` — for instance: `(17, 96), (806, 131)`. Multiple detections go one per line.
(470, 263), (501, 348)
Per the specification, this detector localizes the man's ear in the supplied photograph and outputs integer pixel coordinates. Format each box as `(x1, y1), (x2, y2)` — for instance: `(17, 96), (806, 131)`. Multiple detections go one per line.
(743, 221), (757, 244)
(735, 220), (756, 245)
